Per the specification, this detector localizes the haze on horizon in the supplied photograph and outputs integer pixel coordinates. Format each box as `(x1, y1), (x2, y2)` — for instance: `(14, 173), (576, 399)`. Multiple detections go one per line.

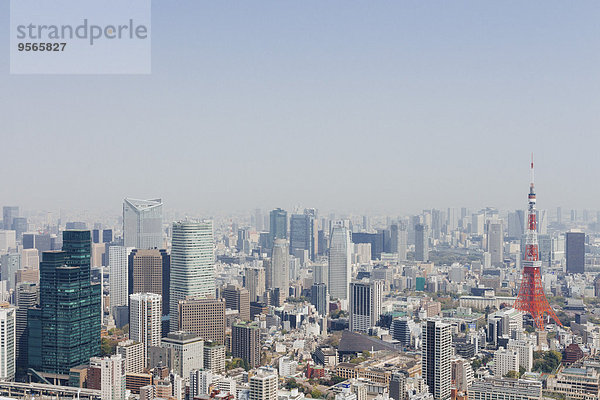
(1, 1), (599, 214)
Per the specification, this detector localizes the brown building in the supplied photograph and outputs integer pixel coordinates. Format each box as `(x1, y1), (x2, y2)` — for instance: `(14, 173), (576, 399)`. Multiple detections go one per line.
(250, 301), (269, 319)
(126, 372), (153, 394)
(178, 298), (225, 344)
(130, 249), (170, 316)
(222, 284), (250, 321)
(563, 343), (584, 365)
(231, 321), (261, 368)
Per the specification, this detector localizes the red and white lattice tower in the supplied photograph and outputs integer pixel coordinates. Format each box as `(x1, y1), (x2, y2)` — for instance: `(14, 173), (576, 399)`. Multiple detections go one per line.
(514, 155), (562, 330)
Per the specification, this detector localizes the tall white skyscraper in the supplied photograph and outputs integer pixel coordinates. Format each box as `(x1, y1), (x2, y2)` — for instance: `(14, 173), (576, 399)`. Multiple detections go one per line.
(0, 305), (16, 381)
(422, 320), (451, 400)
(250, 366), (278, 400)
(349, 280), (383, 333)
(328, 223), (351, 301)
(91, 354), (126, 400)
(108, 245), (131, 310)
(129, 293), (162, 365)
(123, 198), (163, 249)
(271, 239), (289, 300)
(170, 221), (215, 331)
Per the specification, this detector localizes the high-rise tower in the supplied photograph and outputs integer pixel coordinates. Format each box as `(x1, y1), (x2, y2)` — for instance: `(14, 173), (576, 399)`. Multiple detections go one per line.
(514, 157), (561, 330)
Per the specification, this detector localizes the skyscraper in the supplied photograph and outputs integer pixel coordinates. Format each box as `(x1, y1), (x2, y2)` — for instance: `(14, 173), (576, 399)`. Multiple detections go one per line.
(161, 331), (204, 379)
(91, 354), (126, 400)
(245, 266), (266, 302)
(290, 211), (317, 260)
(108, 245), (130, 312)
(170, 221), (214, 331)
(123, 198), (163, 249)
(232, 321), (261, 368)
(328, 223), (351, 301)
(28, 230), (101, 379)
(310, 283), (329, 316)
(269, 208), (288, 245)
(15, 282), (38, 375)
(0, 304), (16, 381)
(414, 224), (429, 262)
(129, 249), (170, 318)
(271, 239), (289, 300)
(349, 280), (383, 333)
(391, 222), (408, 261)
(177, 298), (225, 344)
(222, 284), (250, 321)
(487, 222), (504, 266)
(129, 293), (162, 366)
(2, 206), (19, 231)
(566, 232), (585, 274)
(422, 320), (451, 400)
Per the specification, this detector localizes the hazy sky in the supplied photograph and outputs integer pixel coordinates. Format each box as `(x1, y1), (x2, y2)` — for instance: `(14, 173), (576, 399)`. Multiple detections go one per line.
(1, 1), (599, 215)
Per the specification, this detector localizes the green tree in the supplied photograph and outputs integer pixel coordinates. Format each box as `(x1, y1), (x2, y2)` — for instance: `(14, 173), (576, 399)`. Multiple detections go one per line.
(311, 389), (323, 398)
(504, 370), (519, 379)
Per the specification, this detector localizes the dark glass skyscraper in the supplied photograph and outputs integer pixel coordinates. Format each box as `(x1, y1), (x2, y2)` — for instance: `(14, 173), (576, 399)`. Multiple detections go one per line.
(269, 208), (288, 247)
(566, 232), (585, 274)
(28, 230), (101, 379)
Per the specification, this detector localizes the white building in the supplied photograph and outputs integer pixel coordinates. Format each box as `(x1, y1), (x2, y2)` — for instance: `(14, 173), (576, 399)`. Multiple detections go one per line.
(108, 245), (131, 311)
(468, 377), (542, 400)
(0, 230), (16, 254)
(161, 331), (204, 380)
(451, 358), (473, 392)
(170, 221), (215, 331)
(278, 356), (298, 377)
(123, 198), (163, 249)
(129, 293), (162, 366)
(250, 367), (278, 400)
(116, 339), (144, 374)
(507, 339), (533, 372)
(349, 280), (383, 333)
(493, 348), (519, 377)
(271, 239), (289, 300)
(0, 305), (16, 381)
(91, 354), (126, 400)
(191, 369), (213, 397)
(328, 223), (352, 301)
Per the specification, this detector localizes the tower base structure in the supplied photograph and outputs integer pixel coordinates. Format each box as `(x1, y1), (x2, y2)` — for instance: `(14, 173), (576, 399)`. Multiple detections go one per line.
(514, 263), (562, 330)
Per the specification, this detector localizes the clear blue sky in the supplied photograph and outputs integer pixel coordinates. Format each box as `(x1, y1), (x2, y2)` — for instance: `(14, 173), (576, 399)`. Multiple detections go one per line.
(1, 1), (599, 214)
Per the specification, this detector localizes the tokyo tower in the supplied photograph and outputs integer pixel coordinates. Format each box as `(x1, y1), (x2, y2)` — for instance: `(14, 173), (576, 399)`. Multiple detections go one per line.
(514, 156), (562, 330)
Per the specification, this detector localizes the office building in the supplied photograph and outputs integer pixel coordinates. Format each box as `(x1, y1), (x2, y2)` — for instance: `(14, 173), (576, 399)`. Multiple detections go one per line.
(90, 354), (126, 400)
(487, 222), (504, 266)
(389, 372), (407, 400)
(170, 221), (214, 331)
(471, 214), (484, 235)
(15, 282), (38, 375)
(271, 239), (289, 300)
(116, 340), (144, 374)
(0, 230), (16, 253)
(508, 211), (525, 239)
(245, 266), (266, 302)
(310, 283), (329, 316)
(349, 280), (383, 333)
(422, 320), (451, 400)
(507, 340), (533, 372)
(391, 317), (411, 348)
(123, 198), (163, 249)
(290, 212), (317, 260)
(493, 347), (519, 377)
(130, 249), (170, 317)
(21, 248), (39, 270)
(328, 223), (352, 301)
(250, 367), (278, 400)
(177, 298), (225, 344)
(232, 321), (261, 368)
(269, 208), (288, 245)
(546, 367), (599, 400)
(391, 223), (408, 261)
(451, 358), (473, 392)
(0, 304), (16, 381)
(161, 331), (203, 379)
(0, 253), (20, 291)
(11, 217), (27, 241)
(129, 293), (162, 366)
(2, 207), (18, 231)
(566, 232), (585, 274)
(190, 369), (213, 397)
(222, 284), (250, 321)
(28, 230), (101, 379)
(469, 377), (542, 400)
(204, 341), (225, 373)
(414, 224), (429, 262)
(108, 245), (130, 311)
